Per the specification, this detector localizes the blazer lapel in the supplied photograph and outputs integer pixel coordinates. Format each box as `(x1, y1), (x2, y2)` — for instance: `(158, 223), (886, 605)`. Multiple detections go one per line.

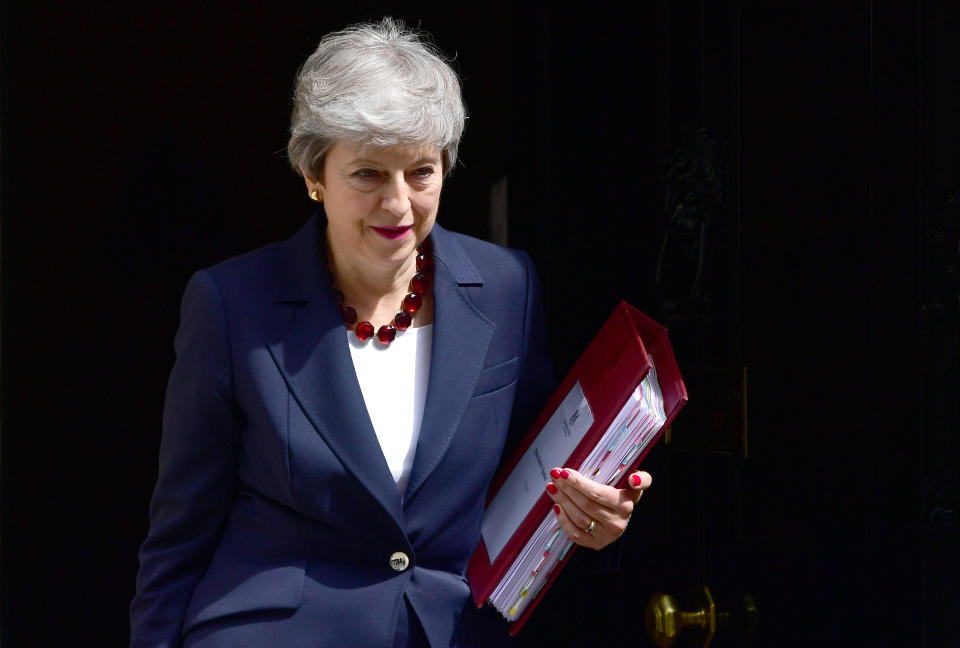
(267, 213), (403, 527)
(404, 225), (495, 502)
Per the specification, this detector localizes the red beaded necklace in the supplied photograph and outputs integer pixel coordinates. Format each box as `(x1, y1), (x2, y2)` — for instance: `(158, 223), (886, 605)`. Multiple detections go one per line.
(334, 244), (434, 346)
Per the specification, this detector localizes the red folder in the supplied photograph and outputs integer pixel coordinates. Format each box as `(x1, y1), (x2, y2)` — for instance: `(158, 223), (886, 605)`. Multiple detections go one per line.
(467, 301), (688, 635)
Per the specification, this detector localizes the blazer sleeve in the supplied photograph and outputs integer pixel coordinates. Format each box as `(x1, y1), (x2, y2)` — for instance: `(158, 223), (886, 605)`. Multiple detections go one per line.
(130, 270), (243, 648)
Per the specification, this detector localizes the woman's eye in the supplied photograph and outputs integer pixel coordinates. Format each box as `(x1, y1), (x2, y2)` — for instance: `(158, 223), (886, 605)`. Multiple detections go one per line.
(353, 169), (380, 179)
(412, 166), (435, 178)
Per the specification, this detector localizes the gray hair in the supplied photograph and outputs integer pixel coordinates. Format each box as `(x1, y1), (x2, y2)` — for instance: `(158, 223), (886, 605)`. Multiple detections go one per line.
(287, 18), (466, 179)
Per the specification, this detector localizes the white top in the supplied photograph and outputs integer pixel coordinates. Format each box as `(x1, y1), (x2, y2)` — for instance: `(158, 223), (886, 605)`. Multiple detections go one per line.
(347, 324), (433, 495)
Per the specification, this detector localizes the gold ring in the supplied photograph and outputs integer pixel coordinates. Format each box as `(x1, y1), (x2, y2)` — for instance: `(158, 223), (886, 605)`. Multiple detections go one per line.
(584, 520), (597, 534)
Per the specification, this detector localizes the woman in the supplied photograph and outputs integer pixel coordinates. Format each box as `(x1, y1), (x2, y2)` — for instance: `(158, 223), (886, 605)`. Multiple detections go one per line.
(130, 18), (649, 648)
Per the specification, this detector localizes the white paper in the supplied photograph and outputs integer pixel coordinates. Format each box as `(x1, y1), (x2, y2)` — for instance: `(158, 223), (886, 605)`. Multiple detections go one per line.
(481, 381), (595, 563)
(486, 359), (668, 620)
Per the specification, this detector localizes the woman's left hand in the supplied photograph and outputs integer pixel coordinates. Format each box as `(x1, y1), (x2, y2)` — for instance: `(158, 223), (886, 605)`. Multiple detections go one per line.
(545, 467), (651, 550)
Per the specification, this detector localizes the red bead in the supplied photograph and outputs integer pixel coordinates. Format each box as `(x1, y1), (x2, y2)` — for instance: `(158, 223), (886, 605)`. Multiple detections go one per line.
(402, 292), (422, 314)
(335, 258), (430, 341)
(376, 325), (397, 344)
(416, 252), (434, 273)
(394, 311), (412, 331)
(355, 321), (374, 341)
(409, 273), (428, 295)
(341, 305), (357, 326)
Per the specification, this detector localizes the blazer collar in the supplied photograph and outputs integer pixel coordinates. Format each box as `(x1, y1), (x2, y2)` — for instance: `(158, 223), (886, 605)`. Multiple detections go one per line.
(267, 212), (495, 526)
(428, 222), (484, 287)
(271, 210), (484, 297)
(272, 209), (485, 300)
(403, 224), (494, 502)
(273, 209), (327, 303)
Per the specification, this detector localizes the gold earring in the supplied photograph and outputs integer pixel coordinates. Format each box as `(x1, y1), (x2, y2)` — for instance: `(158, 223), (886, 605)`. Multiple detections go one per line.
(310, 190), (320, 202)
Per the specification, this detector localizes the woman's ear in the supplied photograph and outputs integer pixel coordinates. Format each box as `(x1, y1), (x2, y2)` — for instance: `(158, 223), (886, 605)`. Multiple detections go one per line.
(300, 168), (324, 202)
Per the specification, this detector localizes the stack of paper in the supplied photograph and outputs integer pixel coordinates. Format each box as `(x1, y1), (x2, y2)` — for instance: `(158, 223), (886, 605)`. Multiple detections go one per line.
(487, 362), (666, 620)
(467, 300), (687, 636)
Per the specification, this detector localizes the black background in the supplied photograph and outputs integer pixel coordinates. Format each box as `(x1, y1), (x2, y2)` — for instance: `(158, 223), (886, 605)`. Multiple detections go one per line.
(3, 2), (958, 646)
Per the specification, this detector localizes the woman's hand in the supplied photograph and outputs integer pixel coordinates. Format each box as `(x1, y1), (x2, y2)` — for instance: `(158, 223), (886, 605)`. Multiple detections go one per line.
(545, 467), (651, 550)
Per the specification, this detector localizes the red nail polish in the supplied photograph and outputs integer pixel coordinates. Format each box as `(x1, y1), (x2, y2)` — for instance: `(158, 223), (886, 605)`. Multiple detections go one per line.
(631, 474), (642, 487)
(553, 504), (561, 515)
(546, 482), (559, 495)
(550, 468), (561, 479)
(560, 469), (570, 479)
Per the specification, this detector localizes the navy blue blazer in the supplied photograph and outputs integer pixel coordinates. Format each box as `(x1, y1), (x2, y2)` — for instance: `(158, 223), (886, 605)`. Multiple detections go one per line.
(130, 214), (554, 647)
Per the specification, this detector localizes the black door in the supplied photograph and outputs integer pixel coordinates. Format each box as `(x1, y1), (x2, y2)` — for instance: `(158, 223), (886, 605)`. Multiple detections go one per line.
(508, 2), (959, 647)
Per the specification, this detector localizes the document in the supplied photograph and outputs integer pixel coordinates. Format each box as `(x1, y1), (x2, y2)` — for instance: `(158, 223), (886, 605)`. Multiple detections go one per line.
(466, 300), (688, 635)
(481, 381), (594, 562)
(486, 364), (666, 620)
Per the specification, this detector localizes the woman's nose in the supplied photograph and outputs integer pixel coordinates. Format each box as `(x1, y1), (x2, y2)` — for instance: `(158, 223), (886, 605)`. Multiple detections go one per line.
(380, 173), (410, 217)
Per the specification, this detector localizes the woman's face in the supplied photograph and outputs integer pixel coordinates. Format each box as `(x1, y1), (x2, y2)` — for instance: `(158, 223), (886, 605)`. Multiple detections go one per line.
(313, 140), (443, 272)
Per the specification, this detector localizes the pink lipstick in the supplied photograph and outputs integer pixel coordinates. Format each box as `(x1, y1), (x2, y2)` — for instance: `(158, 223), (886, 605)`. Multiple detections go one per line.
(371, 225), (412, 240)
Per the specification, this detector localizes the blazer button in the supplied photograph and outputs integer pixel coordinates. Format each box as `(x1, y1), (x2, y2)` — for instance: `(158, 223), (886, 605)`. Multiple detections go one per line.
(389, 551), (411, 572)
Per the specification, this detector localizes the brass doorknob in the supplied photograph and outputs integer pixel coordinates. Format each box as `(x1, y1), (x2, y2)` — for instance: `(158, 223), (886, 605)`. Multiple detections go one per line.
(644, 587), (758, 647)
